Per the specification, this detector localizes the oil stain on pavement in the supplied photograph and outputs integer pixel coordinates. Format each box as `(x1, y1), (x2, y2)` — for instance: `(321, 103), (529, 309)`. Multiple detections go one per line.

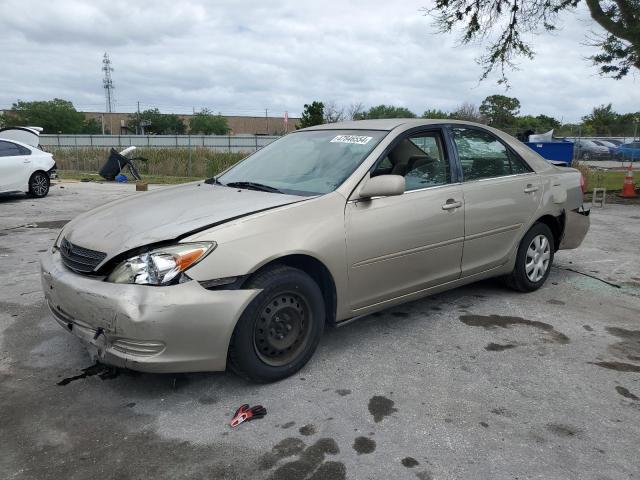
(299, 424), (316, 436)
(262, 437), (344, 480)
(485, 342), (518, 352)
(615, 386), (639, 400)
(547, 299), (566, 305)
(368, 395), (397, 423)
(588, 327), (640, 372)
(352, 436), (376, 454)
(57, 363), (120, 385)
(459, 314), (570, 344)
(401, 457), (420, 467)
(547, 423), (581, 438)
(259, 438), (306, 470)
(605, 327), (640, 361)
(590, 361), (640, 372)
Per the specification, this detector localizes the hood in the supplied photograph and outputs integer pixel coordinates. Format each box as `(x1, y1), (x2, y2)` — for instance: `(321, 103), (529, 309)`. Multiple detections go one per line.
(63, 182), (306, 261)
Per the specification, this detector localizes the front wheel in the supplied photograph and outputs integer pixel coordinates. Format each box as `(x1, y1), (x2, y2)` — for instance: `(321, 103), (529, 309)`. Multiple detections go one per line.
(27, 171), (50, 198)
(227, 265), (325, 382)
(504, 222), (554, 292)
(581, 152), (591, 161)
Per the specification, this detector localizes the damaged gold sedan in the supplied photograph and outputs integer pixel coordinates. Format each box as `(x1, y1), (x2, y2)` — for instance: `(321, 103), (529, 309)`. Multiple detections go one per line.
(41, 119), (589, 382)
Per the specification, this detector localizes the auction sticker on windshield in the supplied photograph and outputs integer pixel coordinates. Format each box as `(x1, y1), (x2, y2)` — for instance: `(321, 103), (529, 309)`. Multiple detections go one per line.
(330, 135), (372, 145)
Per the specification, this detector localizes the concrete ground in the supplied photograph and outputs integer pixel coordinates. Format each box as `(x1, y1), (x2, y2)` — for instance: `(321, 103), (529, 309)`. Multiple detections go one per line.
(1, 182), (639, 480)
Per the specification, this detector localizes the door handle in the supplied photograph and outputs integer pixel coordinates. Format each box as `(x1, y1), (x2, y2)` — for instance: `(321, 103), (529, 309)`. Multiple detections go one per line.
(23, 159), (31, 163)
(441, 199), (463, 210)
(524, 184), (539, 193)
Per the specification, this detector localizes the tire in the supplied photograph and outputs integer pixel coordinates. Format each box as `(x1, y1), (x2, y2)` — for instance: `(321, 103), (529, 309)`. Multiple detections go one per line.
(581, 152), (591, 161)
(504, 222), (554, 292)
(228, 265), (325, 383)
(27, 171), (50, 198)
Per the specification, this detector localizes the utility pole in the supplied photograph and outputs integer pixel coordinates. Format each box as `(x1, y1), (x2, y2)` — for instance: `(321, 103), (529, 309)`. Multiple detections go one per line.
(265, 109), (269, 134)
(102, 53), (115, 113)
(137, 101), (142, 135)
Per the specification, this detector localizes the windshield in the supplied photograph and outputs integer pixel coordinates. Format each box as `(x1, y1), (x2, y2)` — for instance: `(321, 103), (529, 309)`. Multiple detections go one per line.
(218, 129), (387, 196)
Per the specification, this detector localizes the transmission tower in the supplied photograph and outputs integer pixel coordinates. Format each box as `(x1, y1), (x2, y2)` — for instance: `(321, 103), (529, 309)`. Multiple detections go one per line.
(102, 53), (115, 112)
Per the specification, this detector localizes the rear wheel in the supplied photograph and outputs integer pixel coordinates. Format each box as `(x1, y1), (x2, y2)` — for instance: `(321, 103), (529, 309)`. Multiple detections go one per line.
(228, 265), (325, 382)
(581, 152), (591, 161)
(504, 222), (554, 292)
(27, 171), (50, 198)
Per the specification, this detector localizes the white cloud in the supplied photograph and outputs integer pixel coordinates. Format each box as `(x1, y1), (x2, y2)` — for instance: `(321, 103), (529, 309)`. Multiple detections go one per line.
(0, 0), (637, 122)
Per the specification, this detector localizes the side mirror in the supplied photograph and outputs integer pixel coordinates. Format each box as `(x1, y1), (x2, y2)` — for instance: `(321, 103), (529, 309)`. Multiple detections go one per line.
(359, 174), (405, 199)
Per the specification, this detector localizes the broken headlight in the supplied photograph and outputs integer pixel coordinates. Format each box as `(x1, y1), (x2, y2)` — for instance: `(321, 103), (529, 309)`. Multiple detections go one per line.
(107, 242), (215, 285)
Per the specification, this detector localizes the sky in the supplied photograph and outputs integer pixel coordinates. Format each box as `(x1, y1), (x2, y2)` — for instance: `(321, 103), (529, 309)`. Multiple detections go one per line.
(0, 0), (638, 123)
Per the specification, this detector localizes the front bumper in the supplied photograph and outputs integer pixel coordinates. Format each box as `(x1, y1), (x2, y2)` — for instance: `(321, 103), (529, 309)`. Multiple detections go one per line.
(41, 250), (259, 373)
(559, 206), (590, 250)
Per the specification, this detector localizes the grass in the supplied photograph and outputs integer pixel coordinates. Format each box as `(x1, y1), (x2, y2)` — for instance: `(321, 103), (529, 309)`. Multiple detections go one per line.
(586, 170), (627, 192)
(58, 171), (201, 184)
(51, 147), (247, 178)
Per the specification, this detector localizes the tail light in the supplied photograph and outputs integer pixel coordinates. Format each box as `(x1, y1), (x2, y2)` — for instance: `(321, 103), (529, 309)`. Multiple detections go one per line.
(579, 173), (586, 193)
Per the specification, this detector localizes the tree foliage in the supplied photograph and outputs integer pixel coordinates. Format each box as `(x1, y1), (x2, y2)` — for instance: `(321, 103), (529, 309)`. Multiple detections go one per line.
(299, 101), (325, 128)
(581, 103), (640, 135)
(450, 102), (484, 122)
(515, 114), (561, 133)
(323, 101), (346, 123)
(80, 118), (103, 134)
(128, 108), (186, 135)
(427, 0), (640, 82)
(7, 98), (94, 134)
(422, 108), (450, 119)
(479, 95), (521, 127)
(189, 108), (229, 135)
(355, 104), (417, 119)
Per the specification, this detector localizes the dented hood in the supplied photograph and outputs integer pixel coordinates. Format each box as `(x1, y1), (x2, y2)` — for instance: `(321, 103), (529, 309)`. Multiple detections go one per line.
(63, 182), (305, 261)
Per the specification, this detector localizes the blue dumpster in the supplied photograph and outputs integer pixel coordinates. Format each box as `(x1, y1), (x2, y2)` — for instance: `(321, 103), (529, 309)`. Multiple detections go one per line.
(524, 140), (574, 165)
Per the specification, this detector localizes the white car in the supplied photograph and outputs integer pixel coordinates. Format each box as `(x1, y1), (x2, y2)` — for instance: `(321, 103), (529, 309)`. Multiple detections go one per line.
(0, 127), (56, 198)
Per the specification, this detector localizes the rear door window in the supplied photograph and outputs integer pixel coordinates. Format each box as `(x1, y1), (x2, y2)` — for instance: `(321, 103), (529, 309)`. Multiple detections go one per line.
(16, 144), (31, 155)
(0, 141), (21, 157)
(451, 128), (531, 181)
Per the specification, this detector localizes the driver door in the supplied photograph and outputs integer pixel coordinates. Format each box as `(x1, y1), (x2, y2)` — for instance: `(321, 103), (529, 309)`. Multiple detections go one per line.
(345, 129), (464, 311)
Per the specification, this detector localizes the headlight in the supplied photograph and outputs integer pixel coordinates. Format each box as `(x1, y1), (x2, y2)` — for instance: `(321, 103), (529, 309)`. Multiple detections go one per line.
(107, 242), (215, 285)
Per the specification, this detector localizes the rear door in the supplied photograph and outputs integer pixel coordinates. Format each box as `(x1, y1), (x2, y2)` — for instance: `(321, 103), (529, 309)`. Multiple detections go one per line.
(450, 126), (542, 277)
(345, 128), (464, 310)
(0, 140), (28, 192)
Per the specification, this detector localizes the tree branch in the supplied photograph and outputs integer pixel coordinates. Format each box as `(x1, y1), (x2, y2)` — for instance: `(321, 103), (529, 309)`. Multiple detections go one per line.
(584, 0), (633, 43)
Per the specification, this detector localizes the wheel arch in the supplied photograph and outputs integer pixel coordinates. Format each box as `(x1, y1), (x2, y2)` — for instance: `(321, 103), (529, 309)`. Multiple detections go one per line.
(243, 254), (338, 326)
(534, 213), (565, 252)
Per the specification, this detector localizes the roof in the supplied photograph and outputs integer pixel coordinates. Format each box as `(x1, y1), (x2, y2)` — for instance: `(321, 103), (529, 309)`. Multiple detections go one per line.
(300, 118), (488, 131)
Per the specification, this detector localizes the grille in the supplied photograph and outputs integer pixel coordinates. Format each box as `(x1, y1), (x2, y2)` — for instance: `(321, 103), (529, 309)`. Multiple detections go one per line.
(59, 237), (107, 274)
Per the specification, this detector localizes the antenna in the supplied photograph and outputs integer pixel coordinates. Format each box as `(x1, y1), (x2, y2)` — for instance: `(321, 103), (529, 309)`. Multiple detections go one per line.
(102, 53), (115, 113)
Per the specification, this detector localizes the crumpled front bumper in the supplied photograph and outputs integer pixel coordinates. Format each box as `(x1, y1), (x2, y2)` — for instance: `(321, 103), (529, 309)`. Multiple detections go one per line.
(40, 250), (259, 373)
(559, 206), (590, 250)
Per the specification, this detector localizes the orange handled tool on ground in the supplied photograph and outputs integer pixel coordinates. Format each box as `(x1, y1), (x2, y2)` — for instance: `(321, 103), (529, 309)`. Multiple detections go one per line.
(229, 404), (267, 427)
